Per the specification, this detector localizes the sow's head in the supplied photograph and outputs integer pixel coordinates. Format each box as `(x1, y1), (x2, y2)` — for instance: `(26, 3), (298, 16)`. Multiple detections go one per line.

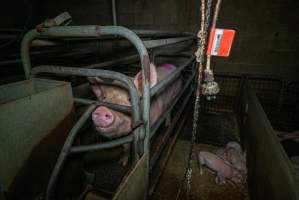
(89, 64), (157, 139)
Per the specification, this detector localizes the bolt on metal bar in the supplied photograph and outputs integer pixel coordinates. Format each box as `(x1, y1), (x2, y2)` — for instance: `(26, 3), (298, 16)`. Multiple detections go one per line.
(74, 97), (131, 114)
(150, 56), (194, 97)
(69, 135), (133, 154)
(46, 104), (96, 200)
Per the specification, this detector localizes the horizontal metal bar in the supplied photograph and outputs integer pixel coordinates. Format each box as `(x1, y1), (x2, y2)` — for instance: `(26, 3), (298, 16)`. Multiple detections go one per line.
(38, 27), (193, 48)
(46, 105), (96, 199)
(133, 30), (194, 37)
(69, 135), (133, 154)
(74, 97), (131, 114)
(150, 56), (194, 97)
(149, 99), (191, 195)
(155, 52), (193, 58)
(30, 65), (140, 123)
(143, 37), (194, 49)
(150, 87), (193, 168)
(150, 70), (195, 138)
(83, 54), (139, 69)
(83, 52), (193, 70)
(31, 39), (62, 47)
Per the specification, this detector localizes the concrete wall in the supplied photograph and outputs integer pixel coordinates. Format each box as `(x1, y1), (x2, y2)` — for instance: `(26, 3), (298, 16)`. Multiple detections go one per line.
(214, 0), (299, 80)
(37, 0), (198, 30)
(0, 0), (39, 28)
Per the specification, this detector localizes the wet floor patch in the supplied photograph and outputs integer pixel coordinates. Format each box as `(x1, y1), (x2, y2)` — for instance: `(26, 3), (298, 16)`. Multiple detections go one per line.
(151, 141), (249, 200)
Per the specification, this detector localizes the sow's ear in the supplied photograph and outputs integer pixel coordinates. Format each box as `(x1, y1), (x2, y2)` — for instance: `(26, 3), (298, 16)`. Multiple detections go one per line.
(133, 63), (158, 93)
(88, 77), (104, 99)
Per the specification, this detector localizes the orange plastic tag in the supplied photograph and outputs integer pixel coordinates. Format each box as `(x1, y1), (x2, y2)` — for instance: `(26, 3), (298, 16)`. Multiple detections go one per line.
(207, 28), (235, 57)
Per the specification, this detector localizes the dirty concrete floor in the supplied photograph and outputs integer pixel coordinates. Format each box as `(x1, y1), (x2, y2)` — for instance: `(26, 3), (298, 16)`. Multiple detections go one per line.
(151, 141), (249, 200)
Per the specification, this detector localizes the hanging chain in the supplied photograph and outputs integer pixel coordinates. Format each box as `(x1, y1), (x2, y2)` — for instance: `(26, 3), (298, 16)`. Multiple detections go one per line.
(185, 0), (212, 196)
(202, 0), (222, 100)
(176, 0), (212, 199)
(195, 0), (212, 64)
(204, 0), (212, 42)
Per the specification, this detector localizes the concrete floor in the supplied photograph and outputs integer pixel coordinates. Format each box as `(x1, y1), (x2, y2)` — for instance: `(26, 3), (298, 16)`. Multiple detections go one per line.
(151, 140), (249, 200)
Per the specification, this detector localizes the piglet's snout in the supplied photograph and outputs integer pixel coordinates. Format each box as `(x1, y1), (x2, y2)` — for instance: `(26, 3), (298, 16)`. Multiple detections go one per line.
(92, 106), (115, 128)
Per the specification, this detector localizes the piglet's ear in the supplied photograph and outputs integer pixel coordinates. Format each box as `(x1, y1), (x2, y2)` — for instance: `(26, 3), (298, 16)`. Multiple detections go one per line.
(133, 63), (158, 92)
(88, 77), (104, 99)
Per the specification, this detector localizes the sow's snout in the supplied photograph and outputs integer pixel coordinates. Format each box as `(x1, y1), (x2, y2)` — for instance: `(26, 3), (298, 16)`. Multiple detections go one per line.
(92, 106), (115, 128)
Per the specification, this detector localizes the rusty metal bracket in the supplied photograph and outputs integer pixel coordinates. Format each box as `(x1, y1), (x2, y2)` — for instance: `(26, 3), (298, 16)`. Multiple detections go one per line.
(36, 12), (72, 33)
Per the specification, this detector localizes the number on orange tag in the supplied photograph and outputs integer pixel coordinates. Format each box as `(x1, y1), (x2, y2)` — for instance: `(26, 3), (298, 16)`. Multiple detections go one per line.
(207, 28), (235, 57)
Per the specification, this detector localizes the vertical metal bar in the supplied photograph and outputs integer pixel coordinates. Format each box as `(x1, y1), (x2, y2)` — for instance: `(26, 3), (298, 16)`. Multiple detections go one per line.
(46, 105), (96, 200)
(112, 0), (118, 25)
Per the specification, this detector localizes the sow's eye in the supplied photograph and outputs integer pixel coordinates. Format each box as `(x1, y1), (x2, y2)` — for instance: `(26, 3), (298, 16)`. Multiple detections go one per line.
(127, 97), (131, 102)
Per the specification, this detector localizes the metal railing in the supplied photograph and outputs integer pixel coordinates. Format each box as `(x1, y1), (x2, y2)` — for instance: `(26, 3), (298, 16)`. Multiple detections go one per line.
(20, 25), (195, 199)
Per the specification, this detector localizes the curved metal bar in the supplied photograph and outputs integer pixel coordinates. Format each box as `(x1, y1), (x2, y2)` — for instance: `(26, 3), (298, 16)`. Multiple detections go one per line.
(21, 26), (151, 199)
(46, 104), (96, 200)
(31, 65), (140, 123)
(20, 29), (40, 78)
(74, 97), (131, 114)
(69, 135), (133, 154)
(21, 26), (150, 137)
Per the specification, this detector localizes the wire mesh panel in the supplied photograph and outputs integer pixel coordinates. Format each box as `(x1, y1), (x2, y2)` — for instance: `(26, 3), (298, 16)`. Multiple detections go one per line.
(248, 77), (283, 126)
(201, 74), (241, 113)
(200, 74), (299, 132)
(276, 81), (299, 131)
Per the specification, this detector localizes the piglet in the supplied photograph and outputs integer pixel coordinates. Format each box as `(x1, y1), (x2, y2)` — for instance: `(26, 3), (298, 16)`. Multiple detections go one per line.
(215, 142), (247, 183)
(197, 151), (243, 185)
(215, 148), (229, 161)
